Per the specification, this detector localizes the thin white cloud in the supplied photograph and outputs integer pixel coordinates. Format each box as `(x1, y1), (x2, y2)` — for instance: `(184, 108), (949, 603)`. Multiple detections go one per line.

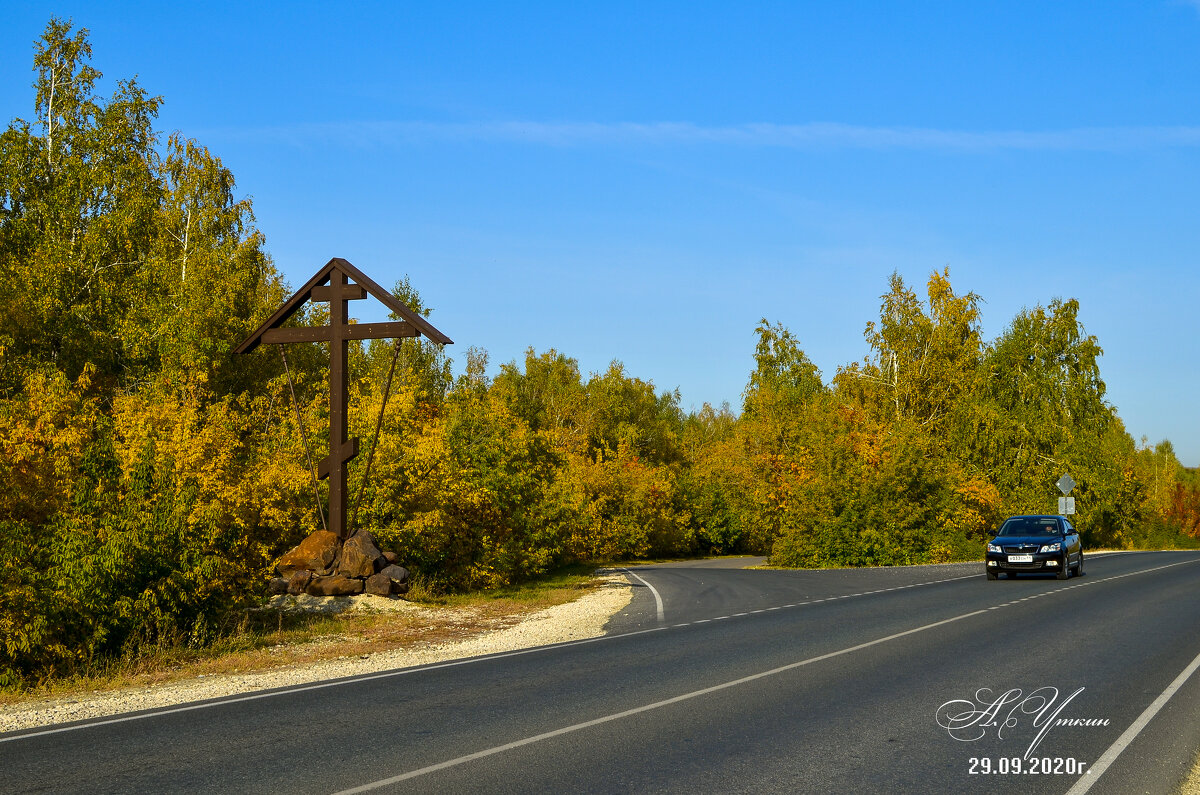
(213, 120), (1200, 152)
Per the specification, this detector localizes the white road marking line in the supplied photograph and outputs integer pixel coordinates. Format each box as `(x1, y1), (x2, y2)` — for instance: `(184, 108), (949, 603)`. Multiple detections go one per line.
(333, 607), (997, 793)
(1064, 645), (1200, 795)
(9, 558), (1195, 747)
(621, 568), (665, 623)
(0, 624), (668, 745)
(332, 557), (1200, 792)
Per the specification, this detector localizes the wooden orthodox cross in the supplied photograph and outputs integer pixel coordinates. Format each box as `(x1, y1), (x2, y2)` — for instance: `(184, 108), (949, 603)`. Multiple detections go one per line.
(235, 258), (452, 539)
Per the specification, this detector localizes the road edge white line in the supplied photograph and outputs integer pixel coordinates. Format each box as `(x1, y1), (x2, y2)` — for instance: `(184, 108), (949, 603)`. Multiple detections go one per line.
(0, 569), (964, 745)
(331, 607), (992, 793)
(331, 557), (1200, 792)
(621, 567), (665, 623)
(5, 556), (1194, 745)
(1064, 645), (1200, 795)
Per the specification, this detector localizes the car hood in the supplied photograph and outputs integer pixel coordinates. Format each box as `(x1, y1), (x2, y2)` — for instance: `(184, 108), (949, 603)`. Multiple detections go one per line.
(990, 535), (1063, 546)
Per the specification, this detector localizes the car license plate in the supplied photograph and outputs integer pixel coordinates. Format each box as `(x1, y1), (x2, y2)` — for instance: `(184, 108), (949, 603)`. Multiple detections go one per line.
(1007, 554), (1033, 563)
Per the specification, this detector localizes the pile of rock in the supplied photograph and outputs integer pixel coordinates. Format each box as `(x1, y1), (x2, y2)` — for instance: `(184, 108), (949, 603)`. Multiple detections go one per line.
(267, 529), (411, 598)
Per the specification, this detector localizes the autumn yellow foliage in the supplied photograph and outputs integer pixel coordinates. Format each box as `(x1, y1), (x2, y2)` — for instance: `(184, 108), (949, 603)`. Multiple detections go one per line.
(2, 20), (1192, 690)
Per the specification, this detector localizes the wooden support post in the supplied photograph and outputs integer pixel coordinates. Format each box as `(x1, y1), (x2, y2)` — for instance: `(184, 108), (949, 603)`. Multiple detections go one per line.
(326, 267), (354, 539)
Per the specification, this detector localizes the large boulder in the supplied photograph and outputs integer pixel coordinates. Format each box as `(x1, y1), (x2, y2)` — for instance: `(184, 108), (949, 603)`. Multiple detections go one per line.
(337, 530), (384, 578)
(378, 564), (410, 594)
(364, 572), (393, 597)
(287, 570), (314, 595)
(306, 575), (364, 597)
(277, 530), (340, 577)
(379, 564), (409, 585)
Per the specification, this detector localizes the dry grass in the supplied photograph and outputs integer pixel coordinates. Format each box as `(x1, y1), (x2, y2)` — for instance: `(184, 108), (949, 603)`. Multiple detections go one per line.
(0, 569), (603, 708)
(1180, 753), (1200, 795)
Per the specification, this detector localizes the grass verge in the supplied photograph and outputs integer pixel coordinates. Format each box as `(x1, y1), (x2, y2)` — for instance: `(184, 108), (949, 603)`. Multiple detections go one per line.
(0, 566), (605, 708)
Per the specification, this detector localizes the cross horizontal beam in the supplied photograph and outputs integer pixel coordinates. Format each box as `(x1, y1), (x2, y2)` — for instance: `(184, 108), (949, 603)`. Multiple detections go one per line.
(260, 321), (422, 345)
(311, 283), (367, 302)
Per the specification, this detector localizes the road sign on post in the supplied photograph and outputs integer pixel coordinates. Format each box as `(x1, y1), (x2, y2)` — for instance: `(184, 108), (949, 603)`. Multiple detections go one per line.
(1056, 474), (1076, 516)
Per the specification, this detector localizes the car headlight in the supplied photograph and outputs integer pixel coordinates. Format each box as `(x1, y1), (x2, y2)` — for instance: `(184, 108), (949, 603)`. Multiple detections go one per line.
(1039, 542), (1062, 553)
(987, 543), (1002, 553)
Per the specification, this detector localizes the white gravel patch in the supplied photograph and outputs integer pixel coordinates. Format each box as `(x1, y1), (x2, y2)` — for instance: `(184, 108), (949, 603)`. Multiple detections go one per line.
(0, 574), (632, 733)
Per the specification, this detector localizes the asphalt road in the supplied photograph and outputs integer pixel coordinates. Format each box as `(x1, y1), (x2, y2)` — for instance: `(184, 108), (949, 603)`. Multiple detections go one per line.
(4, 551), (1200, 794)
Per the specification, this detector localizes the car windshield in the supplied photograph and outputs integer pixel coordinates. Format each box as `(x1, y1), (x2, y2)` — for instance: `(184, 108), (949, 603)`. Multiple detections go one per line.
(998, 518), (1060, 536)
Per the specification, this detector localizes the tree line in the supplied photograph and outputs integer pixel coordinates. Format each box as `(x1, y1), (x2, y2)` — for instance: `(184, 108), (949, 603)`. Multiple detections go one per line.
(2, 20), (1196, 687)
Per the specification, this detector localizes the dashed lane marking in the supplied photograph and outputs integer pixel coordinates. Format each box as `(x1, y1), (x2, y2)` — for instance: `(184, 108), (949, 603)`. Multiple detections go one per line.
(7, 558), (1195, 748)
(331, 557), (1200, 793)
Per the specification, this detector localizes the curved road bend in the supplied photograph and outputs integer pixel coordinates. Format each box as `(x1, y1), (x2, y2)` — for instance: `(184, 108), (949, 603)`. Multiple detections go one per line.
(3, 551), (1200, 794)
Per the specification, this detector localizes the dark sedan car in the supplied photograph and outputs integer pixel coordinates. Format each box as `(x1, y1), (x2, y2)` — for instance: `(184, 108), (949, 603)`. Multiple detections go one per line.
(986, 514), (1083, 580)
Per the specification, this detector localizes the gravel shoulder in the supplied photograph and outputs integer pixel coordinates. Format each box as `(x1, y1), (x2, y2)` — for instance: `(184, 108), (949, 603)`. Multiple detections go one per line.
(0, 573), (632, 733)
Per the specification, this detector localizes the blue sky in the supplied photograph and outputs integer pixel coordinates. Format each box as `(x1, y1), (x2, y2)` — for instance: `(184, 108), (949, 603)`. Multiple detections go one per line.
(5, 1), (1200, 464)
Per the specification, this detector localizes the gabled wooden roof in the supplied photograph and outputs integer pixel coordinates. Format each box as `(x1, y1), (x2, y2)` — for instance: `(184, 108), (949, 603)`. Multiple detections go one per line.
(234, 257), (453, 354)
